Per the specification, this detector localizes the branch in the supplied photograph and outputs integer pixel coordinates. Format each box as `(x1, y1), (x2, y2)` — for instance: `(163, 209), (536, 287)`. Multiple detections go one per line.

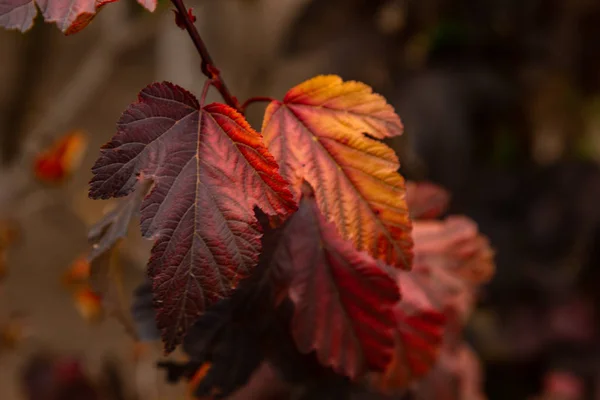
(240, 96), (276, 114)
(170, 0), (241, 112)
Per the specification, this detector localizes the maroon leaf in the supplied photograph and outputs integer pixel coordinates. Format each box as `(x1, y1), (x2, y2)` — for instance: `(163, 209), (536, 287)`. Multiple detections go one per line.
(89, 82), (296, 351)
(0, 0), (156, 34)
(273, 196), (400, 379)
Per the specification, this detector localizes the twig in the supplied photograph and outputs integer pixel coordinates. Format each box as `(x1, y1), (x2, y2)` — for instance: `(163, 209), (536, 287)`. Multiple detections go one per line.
(170, 0), (242, 112)
(240, 96), (277, 114)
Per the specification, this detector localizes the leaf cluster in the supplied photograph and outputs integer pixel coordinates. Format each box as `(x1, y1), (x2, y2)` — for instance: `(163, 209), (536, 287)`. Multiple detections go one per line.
(1, 5), (496, 399)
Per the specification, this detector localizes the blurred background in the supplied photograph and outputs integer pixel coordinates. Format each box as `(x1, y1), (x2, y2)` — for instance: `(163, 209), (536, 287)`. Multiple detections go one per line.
(1, 0), (600, 399)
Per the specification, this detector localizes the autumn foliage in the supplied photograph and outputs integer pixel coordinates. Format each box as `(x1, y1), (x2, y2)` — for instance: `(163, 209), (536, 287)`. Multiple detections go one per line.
(2, 3), (496, 399)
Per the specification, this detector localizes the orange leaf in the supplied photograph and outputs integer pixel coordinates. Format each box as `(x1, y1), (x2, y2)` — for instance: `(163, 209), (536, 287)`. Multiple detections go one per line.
(62, 254), (91, 287)
(262, 75), (413, 269)
(188, 362), (213, 399)
(33, 130), (88, 184)
(73, 287), (103, 322)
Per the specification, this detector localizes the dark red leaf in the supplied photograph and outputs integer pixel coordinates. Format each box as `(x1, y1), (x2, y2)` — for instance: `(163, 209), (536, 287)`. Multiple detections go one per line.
(273, 197), (400, 379)
(89, 82), (296, 351)
(0, 0), (156, 34)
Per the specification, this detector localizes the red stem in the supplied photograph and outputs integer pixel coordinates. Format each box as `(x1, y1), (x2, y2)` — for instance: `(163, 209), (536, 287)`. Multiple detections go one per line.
(170, 0), (241, 112)
(240, 96), (276, 113)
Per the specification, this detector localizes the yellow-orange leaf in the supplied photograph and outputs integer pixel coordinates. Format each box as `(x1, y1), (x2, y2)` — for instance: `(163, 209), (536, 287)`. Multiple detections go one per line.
(73, 287), (103, 322)
(262, 75), (412, 269)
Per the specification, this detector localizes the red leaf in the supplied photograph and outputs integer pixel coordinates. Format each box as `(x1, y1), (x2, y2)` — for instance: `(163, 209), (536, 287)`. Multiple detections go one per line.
(274, 197), (400, 379)
(369, 270), (446, 391)
(406, 181), (450, 220)
(0, 0), (156, 34)
(62, 254), (91, 286)
(413, 217), (495, 291)
(33, 130), (87, 184)
(370, 213), (496, 392)
(89, 82), (296, 351)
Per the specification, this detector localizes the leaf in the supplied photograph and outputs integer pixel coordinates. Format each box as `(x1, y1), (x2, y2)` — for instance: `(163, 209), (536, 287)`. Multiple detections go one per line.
(159, 219), (294, 399)
(371, 270), (446, 392)
(0, 0), (155, 34)
(368, 214), (496, 392)
(62, 249), (135, 336)
(405, 181), (450, 220)
(89, 81), (296, 351)
(262, 75), (413, 270)
(87, 181), (150, 262)
(160, 295), (264, 398)
(273, 196), (400, 379)
(89, 243), (139, 339)
(33, 130), (87, 184)
(62, 253), (91, 286)
(73, 286), (103, 322)
(412, 217), (495, 292)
